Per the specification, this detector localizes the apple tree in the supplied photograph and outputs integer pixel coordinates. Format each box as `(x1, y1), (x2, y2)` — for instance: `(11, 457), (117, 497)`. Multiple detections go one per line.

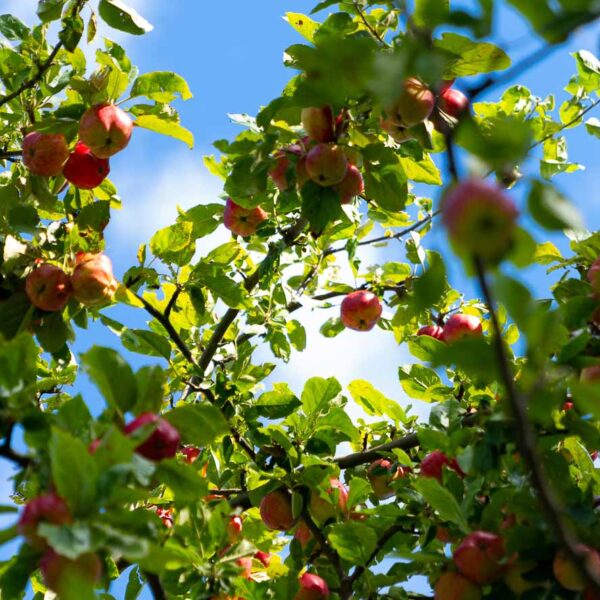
(0, 1), (599, 599)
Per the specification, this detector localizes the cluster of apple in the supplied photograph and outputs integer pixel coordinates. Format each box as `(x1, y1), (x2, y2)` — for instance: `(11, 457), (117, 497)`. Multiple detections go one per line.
(22, 103), (133, 190)
(24, 252), (118, 312)
(417, 313), (483, 344)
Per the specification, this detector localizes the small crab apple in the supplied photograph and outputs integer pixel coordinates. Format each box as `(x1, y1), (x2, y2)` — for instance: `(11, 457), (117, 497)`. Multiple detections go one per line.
(227, 516), (244, 543)
(441, 179), (519, 264)
(368, 459), (410, 499)
(380, 116), (415, 143)
(438, 87), (469, 120)
(301, 106), (335, 143)
(309, 478), (348, 523)
(305, 143), (348, 187)
(434, 571), (481, 600)
(454, 531), (506, 584)
(295, 573), (330, 600)
(587, 257), (600, 296)
(71, 252), (118, 307)
(259, 489), (296, 531)
(124, 413), (181, 461)
(22, 132), (69, 177)
(78, 103), (133, 158)
(25, 263), (72, 312)
(553, 545), (600, 592)
(442, 314), (483, 343)
(581, 366), (600, 383)
(223, 199), (268, 237)
(18, 493), (72, 549)
(385, 77), (435, 127)
(340, 290), (383, 332)
(420, 450), (465, 481)
(254, 551), (271, 567)
(417, 325), (445, 340)
(63, 141), (110, 189)
(41, 550), (102, 595)
(332, 163), (364, 204)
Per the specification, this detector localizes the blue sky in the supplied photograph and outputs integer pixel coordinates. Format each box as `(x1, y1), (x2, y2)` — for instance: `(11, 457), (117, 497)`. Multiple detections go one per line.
(0, 0), (599, 597)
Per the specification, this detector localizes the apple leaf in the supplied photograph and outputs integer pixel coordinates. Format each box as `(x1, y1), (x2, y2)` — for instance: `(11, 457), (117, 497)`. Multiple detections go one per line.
(135, 115), (194, 149)
(164, 404), (230, 446)
(301, 181), (345, 236)
(301, 377), (342, 416)
(347, 379), (406, 424)
(255, 383), (301, 419)
(413, 477), (469, 532)
(285, 13), (319, 42)
(150, 221), (196, 266)
(328, 521), (378, 565)
(131, 71), (193, 103)
(155, 460), (209, 503)
(37, 0), (66, 23)
(98, 0), (153, 35)
(528, 179), (584, 231)
(436, 33), (510, 77)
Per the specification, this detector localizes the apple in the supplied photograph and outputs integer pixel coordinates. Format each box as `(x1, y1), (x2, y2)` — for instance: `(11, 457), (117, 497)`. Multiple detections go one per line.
(71, 252), (118, 308)
(259, 489), (296, 531)
(295, 573), (330, 600)
(553, 545), (600, 592)
(438, 88), (469, 120)
(453, 531), (506, 584)
(305, 143), (348, 187)
(587, 257), (600, 296)
(153, 505), (174, 528)
(434, 571), (481, 600)
(581, 366), (600, 383)
(442, 314), (483, 343)
(503, 560), (539, 594)
(309, 478), (348, 523)
(440, 79), (456, 93)
(78, 103), (133, 158)
(18, 493), (72, 549)
(41, 549), (102, 595)
(236, 557), (253, 580)
(368, 458), (410, 499)
(88, 439), (101, 454)
(22, 132), (69, 177)
(301, 106), (335, 143)
(268, 151), (291, 191)
(63, 141), (110, 189)
(254, 551), (271, 567)
(124, 412), (181, 461)
(340, 290), (383, 332)
(296, 155), (309, 188)
(332, 163), (364, 204)
(435, 526), (453, 543)
(441, 179), (519, 264)
(420, 450), (465, 481)
(294, 521), (314, 549)
(563, 401), (574, 411)
(384, 77), (435, 127)
(227, 516), (243, 543)
(380, 117), (415, 143)
(223, 198), (268, 237)
(417, 325), (444, 340)
(181, 445), (201, 464)
(25, 263), (72, 312)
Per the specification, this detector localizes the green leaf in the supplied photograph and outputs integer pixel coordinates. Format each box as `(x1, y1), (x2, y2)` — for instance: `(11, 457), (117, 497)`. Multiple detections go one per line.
(98, 0), (153, 35)
(150, 221), (195, 266)
(320, 317), (345, 338)
(528, 180), (584, 231)
(255, 383), (301, 419)
(400, 153), (442, 186)
(155, 459), (208, 503)
(59, 14), (84, 52)
(411, 252), (447, 312)
(413, 477), (469, 531)
(135, 115), (194, 148)
(398, 365), (449, 402)
(0, 15), (29, 40)
(131, 72), (193, 102)
(586, 117), (600, 139)
(180, 203), (222, 238)
(125, 567), (144, 600)
(363, 144), (408, 212)
(121, 329), (172, 359)
(134, 366), (166, 415)
(301, 377), (342, 415)
(37, 0), (66, 22)
(194, 264), (251, 309)
(347, 379), (406, 423)
(285, 13), (319, 42)
(164, 404), (229, 446)
(37, 523), (92, 559)
(328, 521), (378, 565)
(287, 319), (307, 351)
(436, 33), (510, 77)
(81, 347), (137, 413)
(413, 0), (449, 29)
(301, 181), (345, 236)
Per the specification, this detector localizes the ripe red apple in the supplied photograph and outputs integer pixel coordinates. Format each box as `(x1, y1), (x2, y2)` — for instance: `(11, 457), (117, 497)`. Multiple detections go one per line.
(259, 489), (296, 531)
(438, 88), (469, 120)
(441, 179), (519, 264)
(434, 571), (481, 600)
(305, 143), (348, 187)
(254, 551), (271, 567)
(301, 106), (335, 143)
(368, 458), (410, 499)
(41, 549), (102, 595)
(581, 366), (600, 383)
(420, 450), (465, 481)
(442, 314), (483, 343)
(385, 77), (435, 127)
(223, 198), (268, 237)
(25, 263), (72, 312)
(153, 505), (174, 528)
(587, 258), (600, 296)
(340, 290), (383, 332)
(18, 493), (72, 549)
(294, 521), (314, 549)
(268, 152), (291, 191)
(296, 155), (309, 188)
(78, 103), (133, 158)
(295, 573), (330, 600)
(380, 117), (415, 143)
(332, 163), (364, 204)
(417, 325), (445, 340)
(236, 556), (253, 580)
(63, 141), (110, 189)
(71, 252), (118, 307)
(22, 132), (69, 177)
(553, 545), (600, 592)
(453, 531), (506, 584)
(227, 516), (244, 543)
(124, 413), (181, 461)
(309, 478), (348, 523)
(563, 401), (574, 411)
(181, 445), (201, 464)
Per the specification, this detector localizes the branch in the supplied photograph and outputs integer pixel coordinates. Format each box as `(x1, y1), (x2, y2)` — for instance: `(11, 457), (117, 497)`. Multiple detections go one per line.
(352, 1), (386, 45)
(0, 422), (32, 469)
(0, 150), (22, 160)
(143, 571), (166, 600)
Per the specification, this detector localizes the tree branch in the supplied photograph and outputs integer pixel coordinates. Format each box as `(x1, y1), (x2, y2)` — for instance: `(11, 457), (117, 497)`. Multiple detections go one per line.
(143, 571), (166, 600)
(352, 0), (386, 45)
(0, 422), (32, 469)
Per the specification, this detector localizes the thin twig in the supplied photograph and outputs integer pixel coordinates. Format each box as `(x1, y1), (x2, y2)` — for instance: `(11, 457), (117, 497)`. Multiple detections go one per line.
(164, 286), (182, 319)
(0, 423), (32, 469)
(352, 0), (386, 45)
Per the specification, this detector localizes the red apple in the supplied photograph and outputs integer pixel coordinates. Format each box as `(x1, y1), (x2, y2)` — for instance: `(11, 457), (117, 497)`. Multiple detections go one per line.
(22, 132), (69, 177)
(305, 143), (348, 187)
(268, 152), (291, 191)
(454, 531), (506, 584)
(259, 489), (296, 531)
(581, 366), (600, 383)
(71, 252), (118, 308)
(417, 325), (445, 340)
(25, 263), (72, 312)
(295, 573), (330, 600)
(227, 516), (243, 543)
(434, 571), (481, 600)
(40, 550), (102, 595)
(332, 163), (364, 204)
(63, 141), (110, 189)
(181, 445), (201, 464)
(380, 117), (415, 143)
(88, 439), (101, 454)
(254, 551), (271, 567)
(309, 478), (348, 523)
(78, 103), (133, 158)
(587, 257), (600, 296)
(563, 401), (574, 411)
(153, 505), (174, 528)
(385, 77), (435, 127)
(236, 556), (253, 580)
(438, 88), (469, 119)
(441, 179), (518, 264)
(124, 412), (181, 461)
(296, 155), (309, 188)
(368, 458), (410, 499)
(420, 450), (465, 481)
(553, 545), (600, 592)
(223, 199), (268, 237)
(294, 521), (314, 549)
(442, 314), (483, 343)
(18, 493), (72, 549)
(440, 79), (456, 93)
(340, 290), (383, 332)
(301, 106), (335, 143)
